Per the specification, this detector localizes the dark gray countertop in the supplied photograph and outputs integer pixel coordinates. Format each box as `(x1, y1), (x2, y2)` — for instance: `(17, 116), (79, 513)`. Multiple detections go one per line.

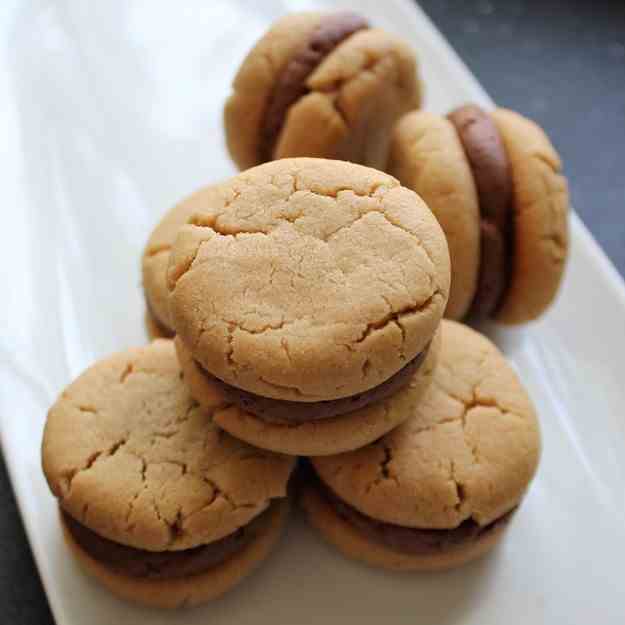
(2, 1), (623, 622)
(422, 0), (625, 276)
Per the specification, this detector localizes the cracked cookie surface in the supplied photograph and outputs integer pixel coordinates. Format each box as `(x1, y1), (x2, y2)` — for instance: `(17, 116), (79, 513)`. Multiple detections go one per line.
(42, 340), (295, 552)
(167, 158), (450, 402)
(311, 320), (540, 529)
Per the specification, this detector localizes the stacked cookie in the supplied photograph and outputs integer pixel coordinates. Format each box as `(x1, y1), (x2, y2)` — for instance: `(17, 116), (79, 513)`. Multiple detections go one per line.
(42, 156), (542, 608)
(42, 340), (294, 608)
(41, 9), (547, 612)
(301, 319), (540, 571)
(167, 158), (449, 456)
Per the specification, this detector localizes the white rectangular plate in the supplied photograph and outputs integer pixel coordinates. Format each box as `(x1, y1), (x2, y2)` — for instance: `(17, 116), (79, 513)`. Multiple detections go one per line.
(1, 1), (624, 623)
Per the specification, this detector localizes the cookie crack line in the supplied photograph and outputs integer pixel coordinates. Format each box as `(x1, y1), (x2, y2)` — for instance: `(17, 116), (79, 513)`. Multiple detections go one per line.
(355, 289), (441, 345)
(449, 460), (467, 513)
(125, 458), (148, 531)
(59, 436), (128, 500)
(380, 443), (398, 485)
(164, 476), (262, 546)
(364, 405), (399, 493)
(189, 213), (270, 238)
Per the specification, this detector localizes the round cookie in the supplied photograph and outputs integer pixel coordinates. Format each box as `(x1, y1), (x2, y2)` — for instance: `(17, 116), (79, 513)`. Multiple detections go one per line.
(42, 340), (294, 606)
(302, 320), (541, 571)
(490, 109), (569, 324)
(167, 157), (450, 406)
(388, 106), (569, 324)
(225, 12), (421, 171)
(175, 329), (440, 456)
(142, 182), (228, 337)
(388, 111), (480, 320)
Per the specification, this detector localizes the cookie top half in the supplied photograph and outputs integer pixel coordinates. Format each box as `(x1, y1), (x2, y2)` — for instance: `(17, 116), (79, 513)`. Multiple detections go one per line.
(167, 158), (450, 402)
(312, 320), (540, 529)
(42, 340), (295, 552)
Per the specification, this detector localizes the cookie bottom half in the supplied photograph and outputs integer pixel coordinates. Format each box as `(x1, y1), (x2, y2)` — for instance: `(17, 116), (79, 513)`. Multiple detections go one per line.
(177, 331), (441, 456)
(62, 499), (289, 609)
(198, 347), (429, 424)
(300, 485), (509, 572)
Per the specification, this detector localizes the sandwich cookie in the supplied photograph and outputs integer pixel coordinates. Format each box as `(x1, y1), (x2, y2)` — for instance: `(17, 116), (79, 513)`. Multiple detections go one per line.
(301, 320), (541, 571)
(142, 182), (227, 339)
(225, 12), (421, 171)
(175, 329), (440, 456)
(42, 340), (294, 608)
(167, 158), (450, 454)
(388, 106), (569, 323)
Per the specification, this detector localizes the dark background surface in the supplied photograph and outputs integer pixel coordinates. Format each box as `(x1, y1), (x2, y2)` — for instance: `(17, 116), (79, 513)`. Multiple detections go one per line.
(422, 0), (625, 275)
(2, 1), (623, 622)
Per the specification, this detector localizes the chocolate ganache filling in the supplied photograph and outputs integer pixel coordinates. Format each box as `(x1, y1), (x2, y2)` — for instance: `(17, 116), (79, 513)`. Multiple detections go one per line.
(198, 344), (430, 423)
(447, 104), (514, 319)
(317, 476), (514, 555)
(259, 12), (370, 162)
(63, 505), (272, 579)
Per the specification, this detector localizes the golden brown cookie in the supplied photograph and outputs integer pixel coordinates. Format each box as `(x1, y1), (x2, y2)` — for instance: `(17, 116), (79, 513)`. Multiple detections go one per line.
(388, 106), (569, 324)
(167, 158), (450, 408)
(42, 340), (294, 606)
(302, 320), (541, 571)
(490, 109), (569, 324)
(142, 182), (228, 336)
(388, 112), (480, 320)
(225, 12), (421, 171)
(175, 329), (440, 456)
